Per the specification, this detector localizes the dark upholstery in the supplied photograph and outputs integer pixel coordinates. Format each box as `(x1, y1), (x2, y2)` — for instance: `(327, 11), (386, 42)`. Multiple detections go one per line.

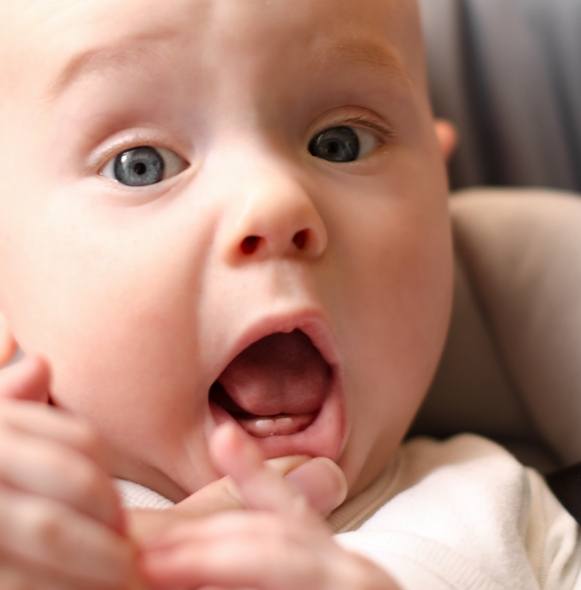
(420, 0), (581, 191)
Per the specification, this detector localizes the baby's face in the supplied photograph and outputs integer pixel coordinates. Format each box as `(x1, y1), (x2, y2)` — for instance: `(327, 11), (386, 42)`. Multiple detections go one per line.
(0, 0), (452, 500)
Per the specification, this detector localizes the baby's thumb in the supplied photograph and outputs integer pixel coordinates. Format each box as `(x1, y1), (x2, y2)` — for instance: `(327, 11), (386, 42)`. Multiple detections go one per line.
(0, 355), (51, 403)
(285, 457), (348, 516)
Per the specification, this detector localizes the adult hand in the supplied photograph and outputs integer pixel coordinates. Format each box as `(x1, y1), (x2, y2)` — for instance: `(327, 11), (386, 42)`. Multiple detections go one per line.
(141, 424), (400, 590)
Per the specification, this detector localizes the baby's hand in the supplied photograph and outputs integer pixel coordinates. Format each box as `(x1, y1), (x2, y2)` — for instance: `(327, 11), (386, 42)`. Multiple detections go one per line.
(130, 451), (348, 546)
(0, 356), (142, 589)
(142, 424), (400, 590)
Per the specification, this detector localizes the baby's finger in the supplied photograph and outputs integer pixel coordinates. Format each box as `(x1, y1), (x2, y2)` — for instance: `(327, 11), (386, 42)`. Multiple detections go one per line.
(0, 355), (50, 403)
(172, 454), (343, 524)
(0, 562), (108, 590)
(144, 538), (271, 589)
(285, 457), (347, 516)
(0, 427), (123, 532)
(0, 488), (136, 588)
(0, 400), (108, 469)
(0, 315), (17, 366)
(210, 423), (317, 518)
(0, 567), (64, 590)
(144, 514), (396, 590)
(143, 513), (329, 590)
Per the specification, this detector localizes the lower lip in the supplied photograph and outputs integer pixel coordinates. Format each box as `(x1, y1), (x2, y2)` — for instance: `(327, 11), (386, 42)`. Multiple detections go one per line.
(209, 373), (345, 461)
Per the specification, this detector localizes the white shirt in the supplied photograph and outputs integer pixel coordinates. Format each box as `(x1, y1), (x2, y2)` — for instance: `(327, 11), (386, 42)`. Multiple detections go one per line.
(117, 435), (581, 589)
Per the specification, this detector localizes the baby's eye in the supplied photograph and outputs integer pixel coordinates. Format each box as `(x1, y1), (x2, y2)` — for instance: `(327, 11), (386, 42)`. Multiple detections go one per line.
(308, 126), (378, 163)
(100, 146), (188, 187)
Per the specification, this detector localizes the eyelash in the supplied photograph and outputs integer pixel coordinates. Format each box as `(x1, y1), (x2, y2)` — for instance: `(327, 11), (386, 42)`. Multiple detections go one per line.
(91, 131), (187, 175)
(93, 113), (394, 180)
(310, 113), (396, 151)
(327, 115), (395, 142)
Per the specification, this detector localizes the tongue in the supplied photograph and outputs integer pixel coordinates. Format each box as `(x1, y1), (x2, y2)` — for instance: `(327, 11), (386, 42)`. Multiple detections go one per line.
(217, 330), (331, 418)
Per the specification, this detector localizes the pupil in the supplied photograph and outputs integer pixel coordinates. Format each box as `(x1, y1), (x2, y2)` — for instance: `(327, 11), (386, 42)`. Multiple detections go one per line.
(114, 146), (165, 187)
(133, 162), (147, 176)
(308, 126), (360, 163)
(328, 141), (340, 156)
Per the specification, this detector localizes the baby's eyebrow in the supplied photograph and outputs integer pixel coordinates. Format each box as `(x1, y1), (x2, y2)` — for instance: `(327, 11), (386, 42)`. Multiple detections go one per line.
(47, 34), (411, 101)
(47, 30), (175, 101)
(317, 37), (412, 89)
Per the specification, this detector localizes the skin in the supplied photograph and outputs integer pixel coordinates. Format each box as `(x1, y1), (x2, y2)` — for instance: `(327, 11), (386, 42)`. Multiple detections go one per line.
(0, 359), (352, 588)
(0, 0), (454, 587)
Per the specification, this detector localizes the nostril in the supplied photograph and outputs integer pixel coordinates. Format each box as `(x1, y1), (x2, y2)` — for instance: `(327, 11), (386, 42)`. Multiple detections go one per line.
(239, 230), (311, 256)
(241, 235), (261, 255)
(293, 229), (308, 250)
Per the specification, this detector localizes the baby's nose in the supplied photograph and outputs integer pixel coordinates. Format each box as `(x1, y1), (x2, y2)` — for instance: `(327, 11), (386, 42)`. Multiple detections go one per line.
(239, 229), (310, 256)
(221, 169), (328, 264)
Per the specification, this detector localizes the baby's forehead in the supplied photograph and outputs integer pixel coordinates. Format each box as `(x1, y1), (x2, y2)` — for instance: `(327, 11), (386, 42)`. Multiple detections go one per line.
(2, 0), (425, 99)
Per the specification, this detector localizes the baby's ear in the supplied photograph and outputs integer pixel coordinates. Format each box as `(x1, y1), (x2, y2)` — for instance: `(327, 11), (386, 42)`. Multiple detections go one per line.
(434, 119), (458, 162)
(0, 312), (17, 367)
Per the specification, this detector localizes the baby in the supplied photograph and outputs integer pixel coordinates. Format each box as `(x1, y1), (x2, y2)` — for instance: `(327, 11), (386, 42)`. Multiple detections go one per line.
(0, 0), (578, 588)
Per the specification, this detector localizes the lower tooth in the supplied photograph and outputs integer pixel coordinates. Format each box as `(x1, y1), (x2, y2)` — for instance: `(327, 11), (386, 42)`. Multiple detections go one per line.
(239, 414), (314, 437)
(253, 418), (276, 436)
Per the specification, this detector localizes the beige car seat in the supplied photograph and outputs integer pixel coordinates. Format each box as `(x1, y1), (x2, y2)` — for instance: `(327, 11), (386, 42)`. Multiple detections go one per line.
(413, 189), (581, 520)
(415, 1), (581, 524)
(416, 189), (581, 468)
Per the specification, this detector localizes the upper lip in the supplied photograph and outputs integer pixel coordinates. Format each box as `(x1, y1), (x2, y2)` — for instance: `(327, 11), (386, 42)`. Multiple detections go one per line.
(210, 309), (341, 387)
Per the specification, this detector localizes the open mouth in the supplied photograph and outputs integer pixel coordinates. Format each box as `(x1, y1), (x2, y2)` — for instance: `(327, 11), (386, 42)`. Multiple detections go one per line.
(209, 328), (347, 460)
(209, 329), (333, 439)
